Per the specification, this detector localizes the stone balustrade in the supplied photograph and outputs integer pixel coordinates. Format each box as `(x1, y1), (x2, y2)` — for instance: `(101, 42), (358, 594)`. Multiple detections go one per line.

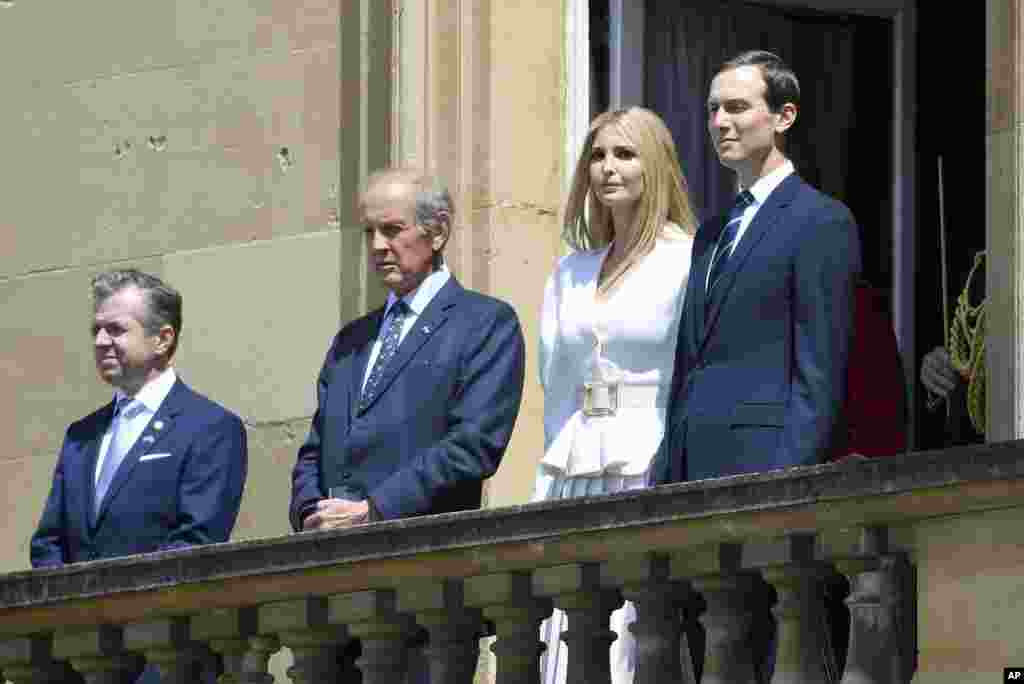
(2, 441), (1023, 683)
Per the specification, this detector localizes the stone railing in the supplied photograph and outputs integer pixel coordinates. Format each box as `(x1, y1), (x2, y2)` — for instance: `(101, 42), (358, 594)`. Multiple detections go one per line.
(3, 441), (1024, 684)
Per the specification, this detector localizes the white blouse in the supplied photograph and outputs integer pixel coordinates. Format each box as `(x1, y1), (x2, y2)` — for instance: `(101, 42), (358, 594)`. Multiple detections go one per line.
(535, 232), (693, 490)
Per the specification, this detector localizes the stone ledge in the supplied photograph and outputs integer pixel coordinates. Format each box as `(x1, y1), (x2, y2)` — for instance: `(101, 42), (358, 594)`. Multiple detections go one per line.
(1, 440), (1022, 629)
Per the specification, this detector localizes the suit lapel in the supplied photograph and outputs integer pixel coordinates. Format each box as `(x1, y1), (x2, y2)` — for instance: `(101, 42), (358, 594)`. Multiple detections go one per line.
(93, 380), (187, 527)
(355, 279), (460, 416)
(700, 175), (801, 351)
(350, 308), (385, 414)
(691, 216), (724, 347)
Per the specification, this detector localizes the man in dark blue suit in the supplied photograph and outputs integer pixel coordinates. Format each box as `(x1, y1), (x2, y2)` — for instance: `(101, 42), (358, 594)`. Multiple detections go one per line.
(290, 168), (525, 683)
(31, 269), (248, 567)
(651, 50), (861, 486)
(290, 168), (525, 530)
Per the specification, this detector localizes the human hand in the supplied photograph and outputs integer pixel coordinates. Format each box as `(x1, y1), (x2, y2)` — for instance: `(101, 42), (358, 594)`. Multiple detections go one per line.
(920, 346), (960, 399)
(302, 498), (370, 531)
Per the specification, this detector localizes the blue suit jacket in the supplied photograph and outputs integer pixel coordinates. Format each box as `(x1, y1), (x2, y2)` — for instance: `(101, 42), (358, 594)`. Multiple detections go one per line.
(30, 379), (248, 567)
(650, 174), (861, 484)
(290, 278), (526, 529)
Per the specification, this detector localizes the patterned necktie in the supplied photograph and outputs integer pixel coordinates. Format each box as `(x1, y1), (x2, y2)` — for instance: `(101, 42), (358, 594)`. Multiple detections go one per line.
(707, 190), (755, 299)
(94, 397), (140, 514)
(360, 300), (410, 410)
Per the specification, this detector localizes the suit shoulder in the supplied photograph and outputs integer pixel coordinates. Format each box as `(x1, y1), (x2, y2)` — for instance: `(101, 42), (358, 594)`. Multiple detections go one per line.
(792, 179), (855, 223)
(176, 383), (244, 425)
(325, 308), (383, 360)
(457, 288), (520, 322)
(66, 403), (114, 438)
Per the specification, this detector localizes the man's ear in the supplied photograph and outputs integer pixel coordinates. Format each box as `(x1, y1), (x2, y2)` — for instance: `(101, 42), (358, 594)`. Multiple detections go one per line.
(155, 325), (176, 357)
(431, 211), (452, 252)
(775, 102), (797, 134)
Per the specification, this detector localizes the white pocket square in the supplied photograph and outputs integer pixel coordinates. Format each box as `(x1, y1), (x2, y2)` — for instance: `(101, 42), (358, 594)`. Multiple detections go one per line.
(139, 452), (171, 462)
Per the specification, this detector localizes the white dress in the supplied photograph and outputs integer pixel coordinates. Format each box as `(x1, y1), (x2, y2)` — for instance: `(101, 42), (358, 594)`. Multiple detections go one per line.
(534, 231), (693, 684)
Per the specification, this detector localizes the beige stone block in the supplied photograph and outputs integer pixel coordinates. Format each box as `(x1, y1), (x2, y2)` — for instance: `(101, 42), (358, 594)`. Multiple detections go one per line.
(913, 508), (1024, 673)
(0, 1), (337, 91)
(163, 231), (342, 425)
(987, 0), (1022, 133)
(0, 44), (340, 278)
(0, 259), (164, 466)
(230, 418), (311, 542)
(0, 457), (51, 573)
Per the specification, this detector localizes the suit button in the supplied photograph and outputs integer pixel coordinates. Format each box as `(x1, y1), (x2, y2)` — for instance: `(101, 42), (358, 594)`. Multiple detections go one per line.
(342, 472), (352, 480)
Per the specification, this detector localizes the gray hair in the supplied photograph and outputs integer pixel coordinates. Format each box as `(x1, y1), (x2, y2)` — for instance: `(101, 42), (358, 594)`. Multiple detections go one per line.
(364, 168), (454, 255)
(91, 269), (183, 358)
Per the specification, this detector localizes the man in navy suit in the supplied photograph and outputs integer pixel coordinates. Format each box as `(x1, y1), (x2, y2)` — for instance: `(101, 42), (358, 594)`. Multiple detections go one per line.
(650, 50), (861, 487)
(290, 168), (525, 531)
(31, 269), (248, 567)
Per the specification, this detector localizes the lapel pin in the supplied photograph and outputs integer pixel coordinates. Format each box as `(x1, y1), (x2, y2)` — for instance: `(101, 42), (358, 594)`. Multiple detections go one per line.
(142, 435), (155, 444)
(153, 420), (164, 431)
(422, 325), (432, 335)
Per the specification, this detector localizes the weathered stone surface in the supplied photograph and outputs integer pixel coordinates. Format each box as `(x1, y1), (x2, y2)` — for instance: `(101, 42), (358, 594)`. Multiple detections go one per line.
(163, 231), (342, 425)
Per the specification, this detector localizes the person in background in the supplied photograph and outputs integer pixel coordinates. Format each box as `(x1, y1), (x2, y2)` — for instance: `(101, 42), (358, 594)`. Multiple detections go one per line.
(533, 106), (698, 684)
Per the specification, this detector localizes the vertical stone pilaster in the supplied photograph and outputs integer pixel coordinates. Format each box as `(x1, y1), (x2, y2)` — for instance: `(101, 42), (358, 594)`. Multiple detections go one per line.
(987, 0), (1024, 440)
(465, 572), (553, 684)
(191, 607), (260, 684)
(241, 635), (280, 684)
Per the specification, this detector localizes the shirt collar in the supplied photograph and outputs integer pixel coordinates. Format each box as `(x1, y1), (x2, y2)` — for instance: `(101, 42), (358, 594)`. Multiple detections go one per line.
(384, 266), (451, 318)
(114, 367), (177, 414)
(743, 159), (795, 206)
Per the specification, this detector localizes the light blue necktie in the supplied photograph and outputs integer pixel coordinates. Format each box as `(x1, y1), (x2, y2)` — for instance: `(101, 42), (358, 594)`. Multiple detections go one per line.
(94, 398), (140, 514)
(707, 190), (755, 299)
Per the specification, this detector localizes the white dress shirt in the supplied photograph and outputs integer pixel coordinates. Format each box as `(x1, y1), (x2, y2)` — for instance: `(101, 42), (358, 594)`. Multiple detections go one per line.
(94, 367), (177, 486)
(536, 232), (693, 482)
(361, 268), (452, 393)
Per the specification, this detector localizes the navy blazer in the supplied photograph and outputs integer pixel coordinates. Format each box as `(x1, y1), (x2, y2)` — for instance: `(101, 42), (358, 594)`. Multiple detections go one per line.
(651, 174), (861, 484)
(290, 277), (526, 529)
(30, 379), (248, 567)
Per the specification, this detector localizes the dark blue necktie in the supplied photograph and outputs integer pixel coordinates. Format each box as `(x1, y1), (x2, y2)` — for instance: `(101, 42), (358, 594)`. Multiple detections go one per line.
(707, 190), (754, 299)
(360, 300), (410, 410)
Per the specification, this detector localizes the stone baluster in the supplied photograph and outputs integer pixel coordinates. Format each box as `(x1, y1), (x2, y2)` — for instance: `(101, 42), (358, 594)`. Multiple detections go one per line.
(397, 579), (483, 684)
(672, 542), (759, 684)
(123, 617), (202, 684)
(532, 562), (622, 684)
(191, 607), (259, 684)
(749, 534), (831, 684)
(601, 553), (695, 684)
(465, 572), (553, 684)
(329, 589), (416, 684)
(53, 626), (139, 684)
(258, 598), (350, 684)
(0, 635), (65, 684)
(240, 635), (281, 684)
(831, 526), (912, 684)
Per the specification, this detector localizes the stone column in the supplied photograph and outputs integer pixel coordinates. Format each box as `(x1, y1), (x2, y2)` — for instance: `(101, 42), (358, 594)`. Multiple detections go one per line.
(53, 626), (139, 684)
(987, 0), (1024, 440)
(258, 598), (350, 684)
(191, 607), (260, 684)
(465, 572), (553, 684)
(532, 562), (622, 684)
(329, 589), (416, 684)
(603, 554), (696, 684)
(0, 635), (64, 684)
(123, 617), (201, 684)
(692, 573), (760, 684)
(397, 579), (484, 684)
(761, 564), (831, 684)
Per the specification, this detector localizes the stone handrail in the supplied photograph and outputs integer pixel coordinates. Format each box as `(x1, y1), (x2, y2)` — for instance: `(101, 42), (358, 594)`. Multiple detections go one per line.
(2, 440), (1023, 683)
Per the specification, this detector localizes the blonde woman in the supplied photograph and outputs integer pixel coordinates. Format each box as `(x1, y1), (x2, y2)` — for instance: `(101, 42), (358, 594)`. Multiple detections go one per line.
(534, 107), (698, 683)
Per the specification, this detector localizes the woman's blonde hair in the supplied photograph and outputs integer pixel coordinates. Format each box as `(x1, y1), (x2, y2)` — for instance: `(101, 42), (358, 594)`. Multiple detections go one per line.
(563, 107), (696, 295)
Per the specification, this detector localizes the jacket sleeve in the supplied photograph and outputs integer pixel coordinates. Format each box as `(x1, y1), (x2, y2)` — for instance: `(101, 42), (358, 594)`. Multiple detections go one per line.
(161, 411), (248, 549)
(29, 438), (70, 568)
(781, 207), (862, 466)
(289, 338), (336, 530)
(370, 302), (526, 520)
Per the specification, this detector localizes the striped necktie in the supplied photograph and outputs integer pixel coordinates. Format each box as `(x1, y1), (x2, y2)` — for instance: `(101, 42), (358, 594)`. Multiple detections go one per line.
(707, 190), (755, 299)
